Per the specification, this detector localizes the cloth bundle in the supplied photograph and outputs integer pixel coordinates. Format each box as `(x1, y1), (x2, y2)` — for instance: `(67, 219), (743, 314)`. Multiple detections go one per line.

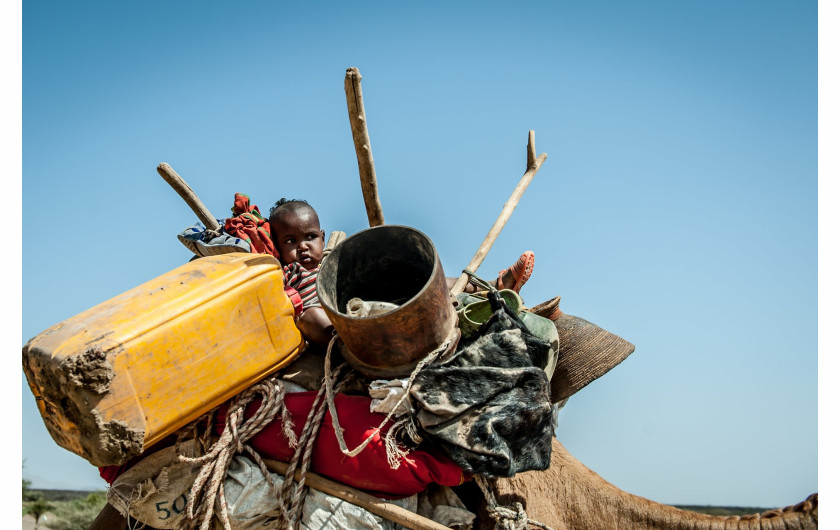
(409, 290), (555, 477)
(177, 193), (279, 259)
(177, 220), (251, 257)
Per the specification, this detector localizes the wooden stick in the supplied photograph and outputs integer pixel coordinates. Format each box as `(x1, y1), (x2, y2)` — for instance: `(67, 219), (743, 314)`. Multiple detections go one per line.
(450, 130), (547, 295)
(344, 67), (385, 227)
(262, 458), (450, 530)
(323, 230), (347, 259)
(157, 162), (221, 231)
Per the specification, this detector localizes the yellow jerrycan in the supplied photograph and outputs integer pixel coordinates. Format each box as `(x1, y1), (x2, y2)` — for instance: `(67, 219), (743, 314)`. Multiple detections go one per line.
(22, 253), (304, 467)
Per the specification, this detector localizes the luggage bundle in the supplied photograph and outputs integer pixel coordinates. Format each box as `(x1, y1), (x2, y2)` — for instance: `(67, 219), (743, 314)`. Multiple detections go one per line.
(22, 228), (563, 529)
(23, 207), (635, 530)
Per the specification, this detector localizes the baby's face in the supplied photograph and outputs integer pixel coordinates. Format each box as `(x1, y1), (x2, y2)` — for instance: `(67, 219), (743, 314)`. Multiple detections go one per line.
(270, 209), (325, 270)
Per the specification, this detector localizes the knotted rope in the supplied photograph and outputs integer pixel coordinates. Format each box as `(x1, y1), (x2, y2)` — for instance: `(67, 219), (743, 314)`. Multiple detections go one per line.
(176, 375), (295, 530)
(475, 475), (553, 530)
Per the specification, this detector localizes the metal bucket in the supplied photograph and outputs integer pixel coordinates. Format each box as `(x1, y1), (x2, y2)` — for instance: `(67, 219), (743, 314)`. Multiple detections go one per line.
(316, 225), (458, 378)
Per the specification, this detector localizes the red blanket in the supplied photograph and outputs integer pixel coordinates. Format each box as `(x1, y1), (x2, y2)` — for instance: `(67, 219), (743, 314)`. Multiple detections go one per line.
(215, 391), (466, 498)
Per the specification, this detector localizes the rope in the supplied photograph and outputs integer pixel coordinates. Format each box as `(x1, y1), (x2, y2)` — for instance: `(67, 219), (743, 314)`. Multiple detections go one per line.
(112, 483), (148, 530)
(276, 362), (349, 529)
(475, 475), (553, 530)
(176, 375), (295, 530)
(174, 408), (218, 458)
(384, 415), (422, 468)
(321, 330), (456, 465)
(463, 269), (496, 292)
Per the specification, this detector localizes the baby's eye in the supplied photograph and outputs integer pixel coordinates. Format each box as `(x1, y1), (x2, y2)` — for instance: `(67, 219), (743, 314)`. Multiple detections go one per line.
(284, 238), (295, 244)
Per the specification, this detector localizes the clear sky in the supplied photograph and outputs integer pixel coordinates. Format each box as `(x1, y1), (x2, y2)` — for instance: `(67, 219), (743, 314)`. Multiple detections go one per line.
(18, 0), (820, 510)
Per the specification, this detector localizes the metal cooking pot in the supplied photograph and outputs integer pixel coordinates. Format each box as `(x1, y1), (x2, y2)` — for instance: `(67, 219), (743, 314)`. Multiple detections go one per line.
(316, 225), (457, 378)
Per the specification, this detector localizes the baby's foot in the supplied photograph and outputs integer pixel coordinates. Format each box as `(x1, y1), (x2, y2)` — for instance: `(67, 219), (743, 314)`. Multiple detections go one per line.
(497, 251), (535, 293)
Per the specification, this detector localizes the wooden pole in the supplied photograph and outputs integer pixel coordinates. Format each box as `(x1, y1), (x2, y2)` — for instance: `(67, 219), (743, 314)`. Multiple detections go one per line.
(262, 459), (450, 530)
(344, 67), (386, 227)
(157, 162), (221, 232)
(449, 130), (548, 296)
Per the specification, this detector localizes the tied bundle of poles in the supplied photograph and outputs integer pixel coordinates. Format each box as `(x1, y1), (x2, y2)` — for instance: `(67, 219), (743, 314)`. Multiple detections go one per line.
(99, 66), (551, 530)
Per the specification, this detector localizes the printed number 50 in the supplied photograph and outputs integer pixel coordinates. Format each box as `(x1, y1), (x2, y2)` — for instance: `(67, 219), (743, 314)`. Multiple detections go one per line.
(156, 494), (188, 520)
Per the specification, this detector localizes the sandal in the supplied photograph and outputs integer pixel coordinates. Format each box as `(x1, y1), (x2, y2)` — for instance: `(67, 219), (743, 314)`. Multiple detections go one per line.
(497, 251), (535, 293)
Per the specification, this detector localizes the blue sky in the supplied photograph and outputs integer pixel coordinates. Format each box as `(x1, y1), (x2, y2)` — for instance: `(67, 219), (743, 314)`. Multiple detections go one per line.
(16, 0), (823, 510)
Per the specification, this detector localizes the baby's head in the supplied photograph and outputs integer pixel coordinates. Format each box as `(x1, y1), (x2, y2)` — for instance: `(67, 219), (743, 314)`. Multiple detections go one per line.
(269, 199), (325, 270)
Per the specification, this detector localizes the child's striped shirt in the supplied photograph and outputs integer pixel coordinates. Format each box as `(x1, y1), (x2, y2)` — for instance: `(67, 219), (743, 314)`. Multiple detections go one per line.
(283, 262), (320, 310)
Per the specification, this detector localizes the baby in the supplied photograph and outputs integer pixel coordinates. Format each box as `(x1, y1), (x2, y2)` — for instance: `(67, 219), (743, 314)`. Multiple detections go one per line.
(269, 199), (335, 347)
(268, 198), (535, 346)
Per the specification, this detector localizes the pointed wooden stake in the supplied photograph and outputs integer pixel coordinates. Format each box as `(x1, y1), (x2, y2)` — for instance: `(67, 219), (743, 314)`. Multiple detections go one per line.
(450, 131), (547, 295)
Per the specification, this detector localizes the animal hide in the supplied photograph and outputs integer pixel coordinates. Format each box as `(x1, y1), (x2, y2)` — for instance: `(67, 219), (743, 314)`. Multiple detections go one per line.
(410, 291), (554, 477)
